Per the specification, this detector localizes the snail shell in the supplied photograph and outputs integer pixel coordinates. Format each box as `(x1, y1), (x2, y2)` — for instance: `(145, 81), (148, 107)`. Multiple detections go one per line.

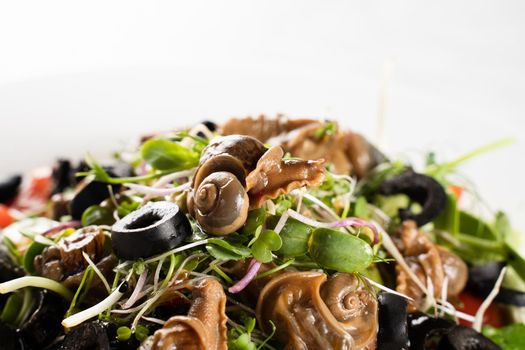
(320, 273), (378, 349)
(189, 135), (266, 235)
(193, 172), (249, 235)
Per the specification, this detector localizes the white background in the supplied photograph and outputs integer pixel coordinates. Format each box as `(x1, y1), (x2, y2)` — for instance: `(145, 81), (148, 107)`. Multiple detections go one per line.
(0, 1), (524, 232)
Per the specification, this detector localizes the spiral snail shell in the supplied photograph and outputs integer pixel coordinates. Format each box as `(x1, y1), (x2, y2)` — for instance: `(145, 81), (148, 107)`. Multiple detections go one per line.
(188, 135), (266, 235)
(320, 273), (378, 349)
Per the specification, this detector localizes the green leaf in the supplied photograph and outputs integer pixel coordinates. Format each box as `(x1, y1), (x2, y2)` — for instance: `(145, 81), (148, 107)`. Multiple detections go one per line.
(275, 196), (292, 216)
(2, 236), (21, 264)
(506, 245), (525, 283)
(244, 317), (256, 334)
(434, 190), (459, 235)
(116, 326), (132, 341)
(459, 211), (498, 240)
(483, 324), (525, 350)
(81, 205), (115, 226)
(240, 208), (267, 236)
(141, 139), (199, 171)
(0, 292), (22, 325)
(135, 325), (149, 342)
(206, 239), (251, 261)
(251, 230), (282, 263)
(229, 333), (257, 350)
(116, 197), (141, 217)
(426, 138), (514, 179)
(247, 226), (263, 247)
(494, 211), (512, 241)
(308, 228), (373, 273)
(375, 194), (410, 219)
(353, 196), (370, 219)
(314, 121), (337, 139)
(277, 218), (311, 258)
(132, 259), (146, 275)
(23, 241), (47, 274)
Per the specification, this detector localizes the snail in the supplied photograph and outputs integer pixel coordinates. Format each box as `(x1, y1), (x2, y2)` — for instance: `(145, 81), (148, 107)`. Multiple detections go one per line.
(320, 273), (378, 349)
(140, 277), (228, 350)
(188, 135), (326, 236)
(256, 271), (355, 350)
(188, 135), (267, 235)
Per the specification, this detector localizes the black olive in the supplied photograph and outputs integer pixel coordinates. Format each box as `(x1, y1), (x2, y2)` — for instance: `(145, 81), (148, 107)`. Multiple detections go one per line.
(0, 243), (24, 283)
(69, 162), (134, 220)
(0, 321), (27, 350)
(202, 120), (217, 132)
(59, 321), (110, 350)
(18, 290), (68, 349)
(407, 312), (455, 350)
(51, 159), (72, 195)
(196, 121), (218, 138)
(111, 201), (191, 260)
(377, 292), (409, 350)
(0, 174), (22, 204)
(467, 262), (525, 306)
(436, 325), (501, 350)
(378, 169), (447, 226)
(69, 179), (119, 220)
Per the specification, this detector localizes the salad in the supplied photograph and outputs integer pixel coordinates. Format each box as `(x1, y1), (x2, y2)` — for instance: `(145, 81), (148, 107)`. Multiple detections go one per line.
(0, 115), (523, 350)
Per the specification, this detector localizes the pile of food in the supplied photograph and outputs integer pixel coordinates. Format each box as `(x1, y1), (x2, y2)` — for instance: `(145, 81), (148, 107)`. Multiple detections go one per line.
(0, 115), (523, 349)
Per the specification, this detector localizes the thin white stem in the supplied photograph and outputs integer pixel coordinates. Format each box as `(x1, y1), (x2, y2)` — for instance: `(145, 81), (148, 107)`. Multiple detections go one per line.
(379, 226), (428, 293)
(440, 276), (449, 317)
(141, 316), (166, 326)
(362, 276), (414, 301)
(303, 193), (339, 220)
(82, 252), (111, 294)
(62, 281), (127, 328)
(274, 212), (290, 234)
(153, 256), (166, 293)
(473, 267), (507, 332)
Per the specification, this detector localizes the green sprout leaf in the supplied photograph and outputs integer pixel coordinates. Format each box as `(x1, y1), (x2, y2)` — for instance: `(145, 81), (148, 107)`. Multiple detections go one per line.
(0, 292), (22, 325)
(483, 324), (525, 350)
(23, 241), (47, 274)
(277, 218), (311, 258)
(251, 230), (282, 263)
(135, 325), (149, 342)
(141, 139), (199, 171)
(81, 205), (115, 226)
(229, 333), (257, 350)
(206, 239), (251, 261)
(117, 326), (132, 341)
(241, 208), (267, 236)
(308, 228), (373, 273)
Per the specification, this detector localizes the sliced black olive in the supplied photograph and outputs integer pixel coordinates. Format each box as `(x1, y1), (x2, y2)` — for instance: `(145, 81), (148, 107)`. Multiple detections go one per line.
(436, 325), (501, 350)
(467, 262), (525, 306)
(111, 201), (191, 260)
(196, 121), (218, 138)
(18, 290), (68, 349)
(0, 174), (22, 204)
(69, 162), (134, 220)
(59, 321), (110, 350)
(407, 312), (455, 350)
(378, 169), (447, 226)
(377, 292), (409, 350)
(202, 120), (217, 132)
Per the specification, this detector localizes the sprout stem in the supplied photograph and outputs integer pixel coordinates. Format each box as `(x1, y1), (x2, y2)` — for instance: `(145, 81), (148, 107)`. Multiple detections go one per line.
(0, 276), (73, 300)
(62, 281), (128, 328)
